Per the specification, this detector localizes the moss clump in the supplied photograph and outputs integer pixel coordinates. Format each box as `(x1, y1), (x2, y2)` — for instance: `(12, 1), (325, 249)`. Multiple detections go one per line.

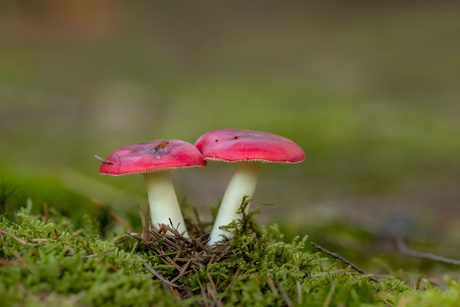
(391, 277), (460, 307)
(130, 197), (411, 306)
(0, 200), (177, 307)
(0, 196), (457, 306)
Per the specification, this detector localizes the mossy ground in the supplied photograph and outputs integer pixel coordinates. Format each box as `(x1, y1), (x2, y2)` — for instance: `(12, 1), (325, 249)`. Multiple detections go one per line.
(0, 194), (458, 306)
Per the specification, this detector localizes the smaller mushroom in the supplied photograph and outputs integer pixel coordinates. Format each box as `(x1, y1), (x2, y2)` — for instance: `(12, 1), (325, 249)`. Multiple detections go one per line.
(98, 140), (206, 236)
(195, 129), (305, 245)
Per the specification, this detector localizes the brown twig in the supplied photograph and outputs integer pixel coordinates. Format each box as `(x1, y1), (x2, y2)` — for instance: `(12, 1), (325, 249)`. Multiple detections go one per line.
(266, 277), (279, 298)
(387, 281), (401, 293)
(0, 230), (30, 245)
(311, 242), (380, 283)
(396, 238), (460, 266)
(54, 229), (61, 240)
(91, 198), (134, 231)
(201, 285), (210, 307)
(207, 272), (218, 299)
(138, 206), (149, 242)
(170, 259), (192, 283)
(43, 203), (50, 222)
(136, 255), (180, 288)
(124, 209), (246, 304)
(82, 250), (114, 258)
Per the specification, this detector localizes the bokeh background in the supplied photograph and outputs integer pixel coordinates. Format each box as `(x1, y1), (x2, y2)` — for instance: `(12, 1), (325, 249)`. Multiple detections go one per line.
(1, 1), (460, 265)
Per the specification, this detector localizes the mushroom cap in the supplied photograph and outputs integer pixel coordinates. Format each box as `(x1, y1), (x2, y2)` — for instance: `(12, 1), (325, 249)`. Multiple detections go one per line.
(194, 129), (305, 163)
(99, 140), (206, 176)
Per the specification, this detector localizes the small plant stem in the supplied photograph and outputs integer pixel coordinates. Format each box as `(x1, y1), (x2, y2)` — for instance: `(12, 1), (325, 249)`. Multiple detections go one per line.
(323, 279), (337, 307)
(278, 283), (294, 307)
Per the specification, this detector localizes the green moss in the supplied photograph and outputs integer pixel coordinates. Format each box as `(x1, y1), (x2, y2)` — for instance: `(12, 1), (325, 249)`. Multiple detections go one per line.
(179, 198), (409, 306)
(395, 277), (460, 307)
(1, 197), (459, 306)
(0, 203), (172, 306)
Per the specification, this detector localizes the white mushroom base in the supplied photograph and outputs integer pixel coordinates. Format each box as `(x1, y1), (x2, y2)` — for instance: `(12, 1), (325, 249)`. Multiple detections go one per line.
(143, 171), (188, 237)
(208, 161), (260, 245)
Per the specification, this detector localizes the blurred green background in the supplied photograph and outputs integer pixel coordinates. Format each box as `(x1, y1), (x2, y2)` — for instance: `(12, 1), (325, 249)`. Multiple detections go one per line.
(1, 1), (460, 248)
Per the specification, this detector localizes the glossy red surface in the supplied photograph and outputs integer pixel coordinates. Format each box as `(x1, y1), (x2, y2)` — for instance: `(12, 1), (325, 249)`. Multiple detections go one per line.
(195, 129), (305, 163)
(99, 140), (206, 176)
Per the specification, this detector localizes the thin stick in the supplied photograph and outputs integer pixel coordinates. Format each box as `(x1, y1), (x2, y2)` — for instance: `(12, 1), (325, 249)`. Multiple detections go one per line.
(207, 272), (218, 298)
(266, 278), (279, 298)
(396, 238), (460, 266)
(311, 242), (380, 283)
(43, 203), (50, 222)
(136, 255), (180, 288)
(94, 155), (113, 164)
(82, 250), (114, 258)
(138, 206), (149, 241)
(208, 253), (217, 266)
(70, 229), (84, 238)
(54, 229), (61, 240)
(148, 252), (178, 258)
(92, 198), (134, 231)
(173, 243), (184, 264)
(278, 283), (294, 307)
(201, 286), (210, 307)
(0, 230), (29, 245)
(296, 280), (302, 303)
(387, 281), (401, 293)
(163, 224), (212, 255)
(170, 259), (192, 283)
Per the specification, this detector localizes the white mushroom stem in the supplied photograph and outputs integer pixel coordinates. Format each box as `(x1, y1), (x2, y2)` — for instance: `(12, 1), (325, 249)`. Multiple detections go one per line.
(143, 171), (188, 237)
(208, 161), (260, 245)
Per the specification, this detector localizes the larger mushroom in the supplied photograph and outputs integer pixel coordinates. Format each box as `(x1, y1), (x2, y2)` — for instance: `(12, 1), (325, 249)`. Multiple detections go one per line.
(195, 129), (305, 245)
(98, 140), (206, 236)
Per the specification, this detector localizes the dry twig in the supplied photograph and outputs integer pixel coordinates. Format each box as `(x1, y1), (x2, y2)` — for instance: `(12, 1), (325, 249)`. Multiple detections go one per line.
(396, 238), (460, 266)
(91, 198), (134, 231)
(278, 283), (294, 307)
(311, 242), (380, 283)
(125, 220), (237, 289)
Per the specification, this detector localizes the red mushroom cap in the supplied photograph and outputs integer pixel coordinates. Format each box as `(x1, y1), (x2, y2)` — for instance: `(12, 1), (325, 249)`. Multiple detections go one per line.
(99, 140), (206, 176)
(194, 129), (305, 163)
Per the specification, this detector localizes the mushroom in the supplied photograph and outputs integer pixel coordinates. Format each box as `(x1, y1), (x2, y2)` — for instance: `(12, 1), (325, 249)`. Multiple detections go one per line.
(98, 140), (206, 236)
(195, 129), (305, 245)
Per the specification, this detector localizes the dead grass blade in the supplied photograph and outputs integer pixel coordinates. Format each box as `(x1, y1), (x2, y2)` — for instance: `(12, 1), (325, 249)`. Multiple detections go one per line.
(136, 255), (180, 288)
(91, 198), (134, 231)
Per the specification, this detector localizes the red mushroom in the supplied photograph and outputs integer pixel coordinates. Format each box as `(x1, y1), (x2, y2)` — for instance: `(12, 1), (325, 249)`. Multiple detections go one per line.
(195, 129), (305, 245)
(98, 140), (206, 236)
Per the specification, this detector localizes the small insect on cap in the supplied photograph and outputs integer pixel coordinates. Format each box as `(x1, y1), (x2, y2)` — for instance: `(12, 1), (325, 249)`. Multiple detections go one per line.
(99, 140), (207, 176)
(194, 129), (305, 164)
